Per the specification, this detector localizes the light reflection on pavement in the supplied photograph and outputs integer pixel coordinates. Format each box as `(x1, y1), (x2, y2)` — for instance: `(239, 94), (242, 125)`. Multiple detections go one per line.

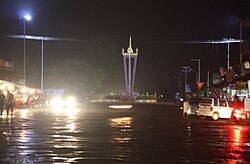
(226, 125), (249, 164)
(0, 104), (249, 163)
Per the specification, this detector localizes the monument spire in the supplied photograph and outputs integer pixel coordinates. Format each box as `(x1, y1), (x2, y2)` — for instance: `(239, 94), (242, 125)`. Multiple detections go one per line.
(122, 34), (139, 97)
(127, 33), (134, 54)
(129, 33), (132, 49)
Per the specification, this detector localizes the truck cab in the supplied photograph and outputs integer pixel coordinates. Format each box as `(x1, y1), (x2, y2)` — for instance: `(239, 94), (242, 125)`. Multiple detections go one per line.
(197, 97), (233, 120)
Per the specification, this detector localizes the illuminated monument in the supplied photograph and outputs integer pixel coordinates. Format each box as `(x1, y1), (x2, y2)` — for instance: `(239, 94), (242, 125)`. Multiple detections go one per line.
(122, 34), (139, 97)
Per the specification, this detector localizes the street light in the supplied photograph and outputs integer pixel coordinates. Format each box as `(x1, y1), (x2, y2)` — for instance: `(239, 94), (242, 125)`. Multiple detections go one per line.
(24, 14), (32, 21)
(7, 34), (86, 92)
(22, 14), (32, 86)
(191, 59), (200, 82)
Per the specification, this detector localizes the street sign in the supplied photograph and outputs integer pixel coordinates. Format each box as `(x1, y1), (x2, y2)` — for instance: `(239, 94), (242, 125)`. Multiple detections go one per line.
(196, 82), (205, 90)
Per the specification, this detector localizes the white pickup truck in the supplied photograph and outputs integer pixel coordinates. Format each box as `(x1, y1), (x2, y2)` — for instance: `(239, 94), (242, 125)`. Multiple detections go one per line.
(196, 97), (233, 120)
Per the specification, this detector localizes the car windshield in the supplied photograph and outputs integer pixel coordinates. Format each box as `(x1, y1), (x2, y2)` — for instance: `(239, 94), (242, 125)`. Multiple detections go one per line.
(189, 97), (202, 105)
(200, 98), (212, 104)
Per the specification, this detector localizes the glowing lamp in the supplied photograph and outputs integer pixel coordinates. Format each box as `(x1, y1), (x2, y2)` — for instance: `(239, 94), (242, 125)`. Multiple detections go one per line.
(24, 14), (32, 21)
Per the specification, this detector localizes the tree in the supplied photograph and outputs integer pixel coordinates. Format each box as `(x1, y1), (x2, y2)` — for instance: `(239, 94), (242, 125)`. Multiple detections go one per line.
(44, 58), (103, 98)
(85, 36), (123, 93)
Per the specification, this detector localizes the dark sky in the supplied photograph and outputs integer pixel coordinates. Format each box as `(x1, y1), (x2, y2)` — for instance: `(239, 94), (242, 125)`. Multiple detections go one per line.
(0, 0), (249, 98)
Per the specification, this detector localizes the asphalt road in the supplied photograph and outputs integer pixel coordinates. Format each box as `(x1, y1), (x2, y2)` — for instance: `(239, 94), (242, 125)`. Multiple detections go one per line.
(0, 102), (250, 163)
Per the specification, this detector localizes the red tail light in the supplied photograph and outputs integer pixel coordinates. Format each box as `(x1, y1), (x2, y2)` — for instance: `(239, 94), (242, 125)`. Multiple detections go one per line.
(233, 108), (243, 119)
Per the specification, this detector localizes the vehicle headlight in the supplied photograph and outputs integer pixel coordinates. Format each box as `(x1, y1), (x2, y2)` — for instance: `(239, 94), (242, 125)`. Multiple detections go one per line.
(51, 97), (63, 108)
(65, 97), (76, 107)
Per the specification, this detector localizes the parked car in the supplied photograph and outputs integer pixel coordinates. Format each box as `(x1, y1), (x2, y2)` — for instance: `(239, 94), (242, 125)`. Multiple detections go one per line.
(196, 97), (233, 120)
(183, 96), (203, 117)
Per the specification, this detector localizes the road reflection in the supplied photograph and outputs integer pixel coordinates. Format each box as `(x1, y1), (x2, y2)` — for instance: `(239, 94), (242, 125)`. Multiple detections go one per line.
(50, 107), (83, 163)
(1, 105), (250, 163)
(109, 117), (133, 142)
(51, 107), (79, 117)
(1, 109), (36, 163)
(108, 116), (133, 161)
(227, 125), (249, 164)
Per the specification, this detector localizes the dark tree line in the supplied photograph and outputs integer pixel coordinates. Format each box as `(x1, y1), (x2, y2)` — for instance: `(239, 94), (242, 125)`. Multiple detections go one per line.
(42, 36), (123, 98)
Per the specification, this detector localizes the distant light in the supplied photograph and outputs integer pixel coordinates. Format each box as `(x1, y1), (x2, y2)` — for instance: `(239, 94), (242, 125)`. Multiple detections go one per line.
(109, 105), (132, 109)
(65, 97), (76, 107)
(24, 14), (32, 21)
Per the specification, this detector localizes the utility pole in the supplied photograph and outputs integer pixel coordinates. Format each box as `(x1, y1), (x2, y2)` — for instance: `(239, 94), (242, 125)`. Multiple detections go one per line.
(207, 71), (210, 88)
(227, 43), (230, 70)
(191, 59), (200, 82)
(176, 72), (182, 95)
(182, 66), (191, 94)
(21, 14), (32, 86)
(240, 18), (243, 74)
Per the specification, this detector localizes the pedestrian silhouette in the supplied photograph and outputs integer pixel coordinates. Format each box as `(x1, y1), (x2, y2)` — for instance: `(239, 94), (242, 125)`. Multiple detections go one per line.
(6, 90), (15, 115)
(0, 90), (6, 116)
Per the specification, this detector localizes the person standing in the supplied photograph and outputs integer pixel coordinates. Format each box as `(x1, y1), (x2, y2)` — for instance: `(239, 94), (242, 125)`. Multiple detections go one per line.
(0, 90), (6, 116)
(6, 90), (15, 115)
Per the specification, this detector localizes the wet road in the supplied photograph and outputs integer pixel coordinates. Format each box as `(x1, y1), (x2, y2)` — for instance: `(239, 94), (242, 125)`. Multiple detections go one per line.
(0, 103), (250, 163)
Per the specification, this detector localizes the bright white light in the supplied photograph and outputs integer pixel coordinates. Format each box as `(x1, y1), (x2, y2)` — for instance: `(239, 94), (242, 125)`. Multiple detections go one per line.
(109, 105), (132, 109)
(52, 107), (62, 113)
(20, 109), (28, 119)
(65, 97), (76, 107)
(24, 14), (32, 21)
(65, 108), (78, 118)
(51, 97), (63, 108)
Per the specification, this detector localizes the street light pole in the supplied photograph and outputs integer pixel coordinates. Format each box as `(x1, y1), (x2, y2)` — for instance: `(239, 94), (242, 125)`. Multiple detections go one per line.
(7, 34), (86, 93)
(22, 14), (31, 86)
(239, 19), (243, 74)
(182, 66), (191, 94)
(23, 18), (26, 85)
(227, 42), (230, 70)
(41, 39), (44, 92)
(191, 59), (200, 82)
(234, 17), (243, 71)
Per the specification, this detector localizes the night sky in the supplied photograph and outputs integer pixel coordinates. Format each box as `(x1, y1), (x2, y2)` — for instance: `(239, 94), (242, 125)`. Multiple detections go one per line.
(0, 0), (249, 99)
